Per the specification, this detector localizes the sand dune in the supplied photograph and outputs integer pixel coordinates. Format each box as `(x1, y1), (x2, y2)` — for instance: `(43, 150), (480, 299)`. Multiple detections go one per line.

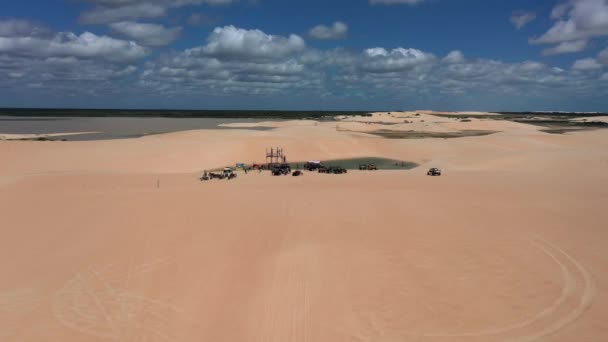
(1, 113), (607, 341)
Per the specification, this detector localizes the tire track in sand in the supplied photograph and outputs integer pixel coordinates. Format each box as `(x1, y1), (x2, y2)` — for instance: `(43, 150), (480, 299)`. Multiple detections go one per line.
(511, 237), (596, 342)
(258, 240), (318, 342)
(348, 237), (595, 341)
(52, 261), (185, 341)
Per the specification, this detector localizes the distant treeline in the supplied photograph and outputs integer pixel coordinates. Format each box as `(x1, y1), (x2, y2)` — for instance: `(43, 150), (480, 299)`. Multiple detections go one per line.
(0, 108), (373, 119)
(438, 111), (608, 121)
(495, 111), (608, 117)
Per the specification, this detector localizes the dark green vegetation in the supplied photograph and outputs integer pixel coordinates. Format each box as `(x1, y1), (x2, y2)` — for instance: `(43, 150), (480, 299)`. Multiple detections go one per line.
(301, 157), (418, 170)
(367, 130), (498, 139)
(437, 112), (608, 120)
(513, 119), (608, 134)
(426, 112), (608, 135)
(213, 157), (418, 172)
(496, 111), (608, 117)
(540, 128), (585, 134)
(13, 137), (68, 141)
(0, 108), (372, 120)
(528, 121), (608, 134)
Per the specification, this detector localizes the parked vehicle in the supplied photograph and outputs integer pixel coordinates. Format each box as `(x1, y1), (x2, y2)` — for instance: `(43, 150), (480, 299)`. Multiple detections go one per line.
(272, 164), (291, 176)
(427, 168), (442, 176)
(279, 163), (291, 174)
(223, 167), (237, 180)
(359, 164), (378, 170)
(305, 161), (322, 171)
(209, 172), (224, 180)
(328, 166), (347, 174)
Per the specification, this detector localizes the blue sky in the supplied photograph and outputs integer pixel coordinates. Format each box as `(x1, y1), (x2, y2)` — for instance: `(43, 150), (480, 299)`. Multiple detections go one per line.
(1, 0), (607, 111)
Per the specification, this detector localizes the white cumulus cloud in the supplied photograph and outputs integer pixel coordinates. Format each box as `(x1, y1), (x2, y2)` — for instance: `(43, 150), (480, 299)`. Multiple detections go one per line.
(531, 0), (608, 55)
(551, 3), (570, 19)
(139, 26), (317, 97)
(572, 57), (603, 70)
(0, 19), (50, 37)
(80, 3), (168, 24)
(598, 47), (608, 64)
(359, 47), (435, 73)
(542, 39), (588, 55)
(510, 11), (536, 30)
(309, 22), (348, 40)
(109, 21), (182, 46)
(200, 25), (305, 60)
(79, 0), (236, 24)
(443, 50), (465, 64)
(0, 24), (147, 63)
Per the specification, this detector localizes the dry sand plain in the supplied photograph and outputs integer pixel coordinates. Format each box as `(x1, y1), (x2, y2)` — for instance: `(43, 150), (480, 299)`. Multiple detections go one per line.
(1, 111), (607, 341)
